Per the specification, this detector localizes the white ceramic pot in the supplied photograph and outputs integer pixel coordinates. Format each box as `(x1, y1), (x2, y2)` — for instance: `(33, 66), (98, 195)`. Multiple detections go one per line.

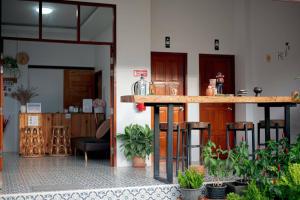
(20, 105), (26, 113)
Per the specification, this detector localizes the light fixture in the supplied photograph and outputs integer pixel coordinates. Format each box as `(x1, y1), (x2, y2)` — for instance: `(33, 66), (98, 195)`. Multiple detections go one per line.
(35, 7), (53, 15)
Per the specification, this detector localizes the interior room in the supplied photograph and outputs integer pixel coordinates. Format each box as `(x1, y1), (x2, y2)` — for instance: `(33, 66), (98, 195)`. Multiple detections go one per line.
(1, 0), (300, 200)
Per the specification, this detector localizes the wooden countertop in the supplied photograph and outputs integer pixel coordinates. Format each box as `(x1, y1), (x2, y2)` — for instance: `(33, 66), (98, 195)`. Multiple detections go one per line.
(121, 95), (298, 104)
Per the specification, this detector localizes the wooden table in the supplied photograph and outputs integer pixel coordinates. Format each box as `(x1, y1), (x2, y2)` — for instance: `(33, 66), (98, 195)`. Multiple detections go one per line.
(121, 95), (298, 183)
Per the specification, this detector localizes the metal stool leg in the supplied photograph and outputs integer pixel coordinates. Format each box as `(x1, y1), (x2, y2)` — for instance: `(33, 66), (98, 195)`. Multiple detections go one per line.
(176, 125), (180, 176)
(200, 129), (204, 164)
(233, 130), (237, 147)
(187, 125), (191, 168)
(252, 128), (255, 160)
(258, 122), (261, 146)
(275, 123), (279, 142)
(182, 130), (186, 171)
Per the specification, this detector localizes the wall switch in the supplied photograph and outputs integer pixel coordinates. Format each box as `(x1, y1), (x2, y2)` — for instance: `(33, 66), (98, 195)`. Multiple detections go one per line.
(214, 39), (219, 51)
(165, 36), (170, 48)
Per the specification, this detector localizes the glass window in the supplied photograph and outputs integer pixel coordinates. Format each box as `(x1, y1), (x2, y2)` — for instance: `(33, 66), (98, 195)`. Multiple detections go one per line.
(80, 6), (113, 43)
(1, 0), (39, 39)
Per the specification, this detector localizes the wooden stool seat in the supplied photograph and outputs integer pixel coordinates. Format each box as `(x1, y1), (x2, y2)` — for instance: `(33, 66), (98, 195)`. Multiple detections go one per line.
(184, 121), (211, 168)
(23, 127), (45, 157)
(49, 126), (71, 156)
(259, 120), (285, 128)
(227, 122), (254, 130)
(159, 123), (186, 131)
(258, 119), (285, 146)
(186, 122), (210, 129)
(226, 122), (255, 160)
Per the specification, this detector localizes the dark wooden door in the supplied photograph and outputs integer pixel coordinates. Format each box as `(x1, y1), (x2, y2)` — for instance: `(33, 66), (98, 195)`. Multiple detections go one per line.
(199, 54), (235, 149)
(151, 52), (187, 158)
(64, 69), (95, 109)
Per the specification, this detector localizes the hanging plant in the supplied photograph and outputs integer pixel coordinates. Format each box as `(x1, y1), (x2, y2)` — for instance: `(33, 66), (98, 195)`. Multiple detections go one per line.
(3, 56), (18, 69)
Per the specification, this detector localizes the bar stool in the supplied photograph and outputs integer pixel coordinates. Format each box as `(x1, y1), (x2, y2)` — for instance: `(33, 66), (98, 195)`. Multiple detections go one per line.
(258, 119), (285, 146)
(226, 122), (255, 160)
(183, 122), (211, 169)
(23, 127), (45, 157)
(49, 126), (71, 156)
(159, 123), (186, 176)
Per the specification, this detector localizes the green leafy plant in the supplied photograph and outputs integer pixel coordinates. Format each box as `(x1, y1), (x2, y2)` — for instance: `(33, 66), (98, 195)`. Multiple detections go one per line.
(178, 167), (204, 189)
(3, 56), (18, 68)
(10, 84), (38, 105)
(117, 124), (153, 160)
(276, 163), (300, 200)
(227, 192), (243, 200)
(226, 181), (268, 200)
(231, 141), (255, 183)
(289, 135), (300, 163)
(203, 140), (233, 187)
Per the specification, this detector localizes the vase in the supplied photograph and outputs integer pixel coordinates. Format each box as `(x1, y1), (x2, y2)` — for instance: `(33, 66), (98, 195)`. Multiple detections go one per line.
(206, 86), (214, 96)
(20, 105), (26, 113)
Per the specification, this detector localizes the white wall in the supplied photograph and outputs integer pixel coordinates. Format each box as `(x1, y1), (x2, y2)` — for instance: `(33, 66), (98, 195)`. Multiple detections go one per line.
(151, 0), (235, 162)
(95, 45), (111, 117)
(29, 68), (64, 113)
(151, 0), (300, 161)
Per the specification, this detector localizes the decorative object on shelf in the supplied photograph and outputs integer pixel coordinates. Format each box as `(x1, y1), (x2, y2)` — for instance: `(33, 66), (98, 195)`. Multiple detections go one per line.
(117, 124), (153, 168)
(83, 99), (93, 113)
(93, 99), (105, 114)
(206, 85), (214, 96)
(178, 167), (205, 200)
(16, 52), (29, 65)
(209, 78), (217, 95)
(216, 72), (224, 94)
(3, 56), (21, 79)
(26, 103), (42, 113)
(237, 89), (248, 96)
(253, 87), (263, 97)
(292, 90), (300, 101)
(169, 82), (179, 96)
(10, 85), (38, 113)
(3, 77), (17, 96)
(132, 75), (148, 96)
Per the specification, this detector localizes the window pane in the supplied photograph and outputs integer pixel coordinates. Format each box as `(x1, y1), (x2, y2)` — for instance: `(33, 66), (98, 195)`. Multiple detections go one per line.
(42, 2), (77, 41)
(80, 6), (113, 43)
(1, 0), (39, 39)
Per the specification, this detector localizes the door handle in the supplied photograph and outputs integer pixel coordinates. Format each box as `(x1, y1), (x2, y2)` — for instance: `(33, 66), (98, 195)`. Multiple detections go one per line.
(227, 107), (233, 111)
(179, 107), (184, 111)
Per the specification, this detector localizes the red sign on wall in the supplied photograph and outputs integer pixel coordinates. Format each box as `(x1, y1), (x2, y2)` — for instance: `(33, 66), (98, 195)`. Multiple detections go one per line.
(133, 69), (148, 77)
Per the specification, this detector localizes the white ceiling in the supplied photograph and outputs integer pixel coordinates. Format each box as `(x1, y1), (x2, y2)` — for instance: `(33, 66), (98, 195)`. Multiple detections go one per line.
(1, 0), (113, 32)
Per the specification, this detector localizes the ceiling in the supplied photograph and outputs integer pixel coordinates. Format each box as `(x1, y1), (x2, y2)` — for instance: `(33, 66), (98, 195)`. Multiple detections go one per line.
(1, 0), (113, 32)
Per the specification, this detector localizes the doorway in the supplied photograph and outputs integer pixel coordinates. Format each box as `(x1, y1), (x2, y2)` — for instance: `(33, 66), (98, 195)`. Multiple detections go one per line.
(151, 52), (187, 158)
(199, 54), (235, 148)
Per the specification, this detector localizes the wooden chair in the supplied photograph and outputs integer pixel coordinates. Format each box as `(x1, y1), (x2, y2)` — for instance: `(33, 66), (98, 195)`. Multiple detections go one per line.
(49, 126), (71, 156)
(258, 119), (285, 146)
(23, 126), (45, 157)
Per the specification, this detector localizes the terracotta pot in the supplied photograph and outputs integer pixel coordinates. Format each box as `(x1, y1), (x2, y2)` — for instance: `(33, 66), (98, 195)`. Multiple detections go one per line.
(206, 86), (214, 96)
(190, 165), (205, 175)
(132, 156), (146, 168)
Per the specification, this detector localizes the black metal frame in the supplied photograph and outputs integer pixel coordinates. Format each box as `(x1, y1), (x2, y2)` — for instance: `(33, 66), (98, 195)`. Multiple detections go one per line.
(148, 103), (183, 184)
(257, 103), (296, 145)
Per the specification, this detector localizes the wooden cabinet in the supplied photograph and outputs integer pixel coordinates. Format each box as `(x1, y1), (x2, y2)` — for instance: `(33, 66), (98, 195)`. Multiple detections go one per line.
(19, 113), (104, 155)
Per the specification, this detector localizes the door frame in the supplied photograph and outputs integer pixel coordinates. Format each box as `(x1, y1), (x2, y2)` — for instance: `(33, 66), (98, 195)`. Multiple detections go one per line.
(0, 1), (117, 167)
(199, 53), (235, 146)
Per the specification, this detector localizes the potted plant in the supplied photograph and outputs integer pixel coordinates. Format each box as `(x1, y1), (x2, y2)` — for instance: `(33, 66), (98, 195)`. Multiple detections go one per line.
(10, 85), (38, 113)
(178, 167), (205, 200)
(203, 140), (233, 199)
(117, 124), (153, 168)
(228, 141), (255, 194)
(275, 163), (300, 200)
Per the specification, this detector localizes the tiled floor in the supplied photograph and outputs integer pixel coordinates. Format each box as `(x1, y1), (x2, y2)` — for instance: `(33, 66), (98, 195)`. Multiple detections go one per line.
(1, 153), (164, 194)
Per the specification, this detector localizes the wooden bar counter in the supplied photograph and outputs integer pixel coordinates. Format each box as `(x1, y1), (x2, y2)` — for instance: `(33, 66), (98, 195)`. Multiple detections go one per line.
(19, 113), (104, 155)
(121, 95), (298, 184)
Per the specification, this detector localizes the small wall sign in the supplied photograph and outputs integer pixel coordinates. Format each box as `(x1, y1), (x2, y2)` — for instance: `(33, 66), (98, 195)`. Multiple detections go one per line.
(133, 69), (148, 77)
(27, 103), (42, 113)
(28, 115), (39, 126)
